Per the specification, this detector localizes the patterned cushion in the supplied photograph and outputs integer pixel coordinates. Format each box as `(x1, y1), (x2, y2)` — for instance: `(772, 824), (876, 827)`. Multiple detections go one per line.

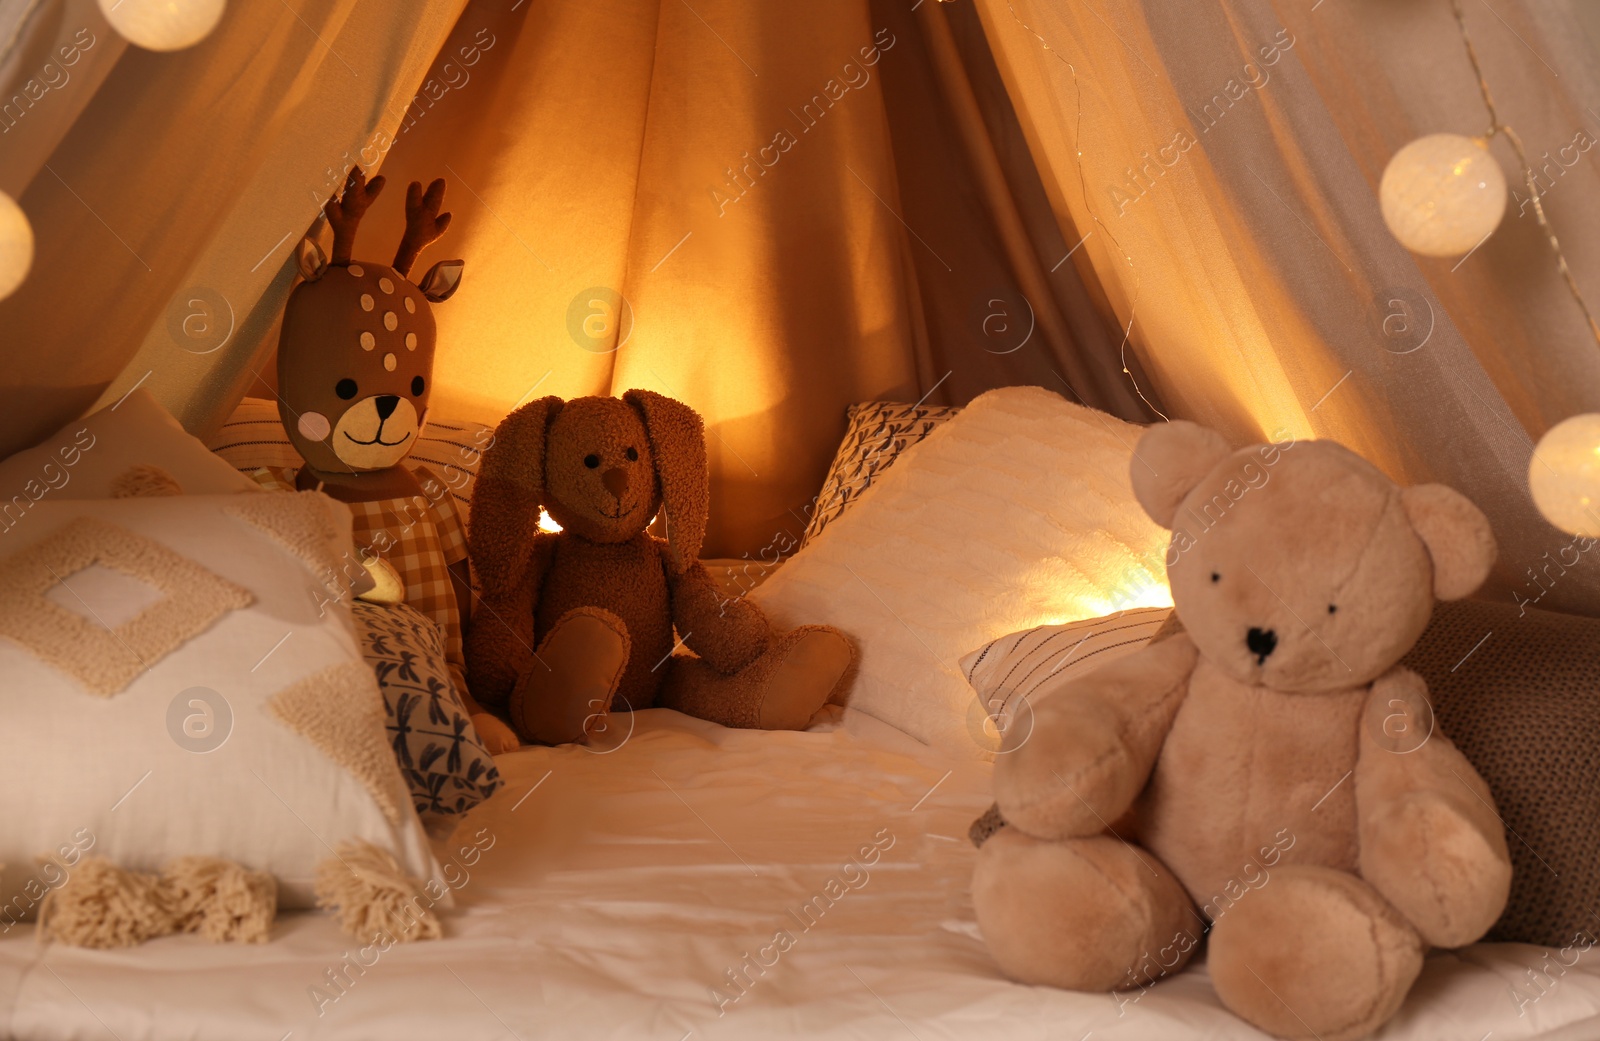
(800, 401), (963, 548)
(959, 606), (1175, 748)
(351, 601), (500, 819)
(0, 495), (440, 911)
(1400, 597), (1600, 947)
(206, 398), (496, 525)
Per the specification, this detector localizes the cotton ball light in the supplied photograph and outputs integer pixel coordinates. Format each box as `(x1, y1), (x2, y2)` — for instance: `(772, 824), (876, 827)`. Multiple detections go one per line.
(97, 0), (226, 51)
(1529, 414), (1600, 537)
(1380, 133), (1506, 258)
(0, 191), (33, 301)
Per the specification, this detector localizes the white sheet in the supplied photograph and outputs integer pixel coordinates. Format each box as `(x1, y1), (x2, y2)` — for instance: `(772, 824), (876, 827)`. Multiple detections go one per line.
(1, 708), (1596, 1041)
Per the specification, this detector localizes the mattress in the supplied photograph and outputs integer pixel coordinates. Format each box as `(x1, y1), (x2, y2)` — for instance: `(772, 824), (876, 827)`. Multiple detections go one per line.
(1, 708), (1596, 1041)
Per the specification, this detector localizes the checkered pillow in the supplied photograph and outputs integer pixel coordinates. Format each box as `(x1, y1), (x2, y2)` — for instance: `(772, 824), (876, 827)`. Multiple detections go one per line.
(800, 401), (963, 548)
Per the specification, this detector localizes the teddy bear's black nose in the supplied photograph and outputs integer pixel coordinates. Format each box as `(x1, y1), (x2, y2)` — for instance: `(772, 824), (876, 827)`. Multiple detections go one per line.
(1246, 627), (1278, 662)
(374, 395), (400, 420)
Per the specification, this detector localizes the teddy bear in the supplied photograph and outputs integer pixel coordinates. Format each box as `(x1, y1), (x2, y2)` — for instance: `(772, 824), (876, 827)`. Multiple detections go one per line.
(266, 166), (517, 753)
(970, 422), (1513, 1041)
(465, 391), (854, 746)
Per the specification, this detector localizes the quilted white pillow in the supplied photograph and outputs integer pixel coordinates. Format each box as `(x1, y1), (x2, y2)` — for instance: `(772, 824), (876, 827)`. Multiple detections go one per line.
(751, 386), (1172, 755)
(0, 494), (440, 913)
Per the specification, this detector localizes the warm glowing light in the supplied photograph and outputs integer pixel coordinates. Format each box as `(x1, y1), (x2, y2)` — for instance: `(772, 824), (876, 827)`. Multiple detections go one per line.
(1033, 570), (1173, 629)
(1530, 413), (1600, 537)
(537, 509), (562, 533)
(1380, 134), (1506, 258)
(0, 191), (32, 301)
(97, 0), (226, 51)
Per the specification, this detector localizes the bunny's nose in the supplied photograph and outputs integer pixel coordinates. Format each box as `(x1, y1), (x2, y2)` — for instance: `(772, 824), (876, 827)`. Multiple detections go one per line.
(374, 395), (400, 420)
(602, 467), (629, 500)
(1246, 627), (1278, 663)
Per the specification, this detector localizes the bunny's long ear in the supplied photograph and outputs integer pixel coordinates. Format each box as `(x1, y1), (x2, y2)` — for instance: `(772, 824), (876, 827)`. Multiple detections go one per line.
(471, 396), (562, 595)
(624, 389), (707, 573)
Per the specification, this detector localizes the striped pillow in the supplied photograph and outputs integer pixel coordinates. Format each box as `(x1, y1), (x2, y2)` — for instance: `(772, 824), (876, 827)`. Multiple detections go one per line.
(800, 401), (963, 548)
(206, 399), (498, 524)
(960, 607), (1175, 744)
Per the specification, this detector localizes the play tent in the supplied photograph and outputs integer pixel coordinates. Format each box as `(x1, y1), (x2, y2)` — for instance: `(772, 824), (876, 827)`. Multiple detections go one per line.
(0, 1), (1598, 1038)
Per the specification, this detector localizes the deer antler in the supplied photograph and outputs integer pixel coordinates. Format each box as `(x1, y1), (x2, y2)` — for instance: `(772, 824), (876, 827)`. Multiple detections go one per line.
(393, 178), (452, 277)
(323, 167), (386, 266)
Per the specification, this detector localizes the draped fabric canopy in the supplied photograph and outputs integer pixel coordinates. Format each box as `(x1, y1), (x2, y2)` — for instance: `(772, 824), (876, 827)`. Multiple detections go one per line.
(973, 0), (1600, 614)
(0, 0), (467, 453)
(295, 0), (1150, 555)
(1, 0), (1597, 614)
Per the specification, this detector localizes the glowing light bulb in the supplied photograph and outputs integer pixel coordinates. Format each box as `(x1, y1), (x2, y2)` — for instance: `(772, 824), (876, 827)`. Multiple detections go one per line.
(1380, 133), (1506, 258)
(98, 0), (226, 51)
(0, 191), (33, 301)
(1529, 413), (1600, 536)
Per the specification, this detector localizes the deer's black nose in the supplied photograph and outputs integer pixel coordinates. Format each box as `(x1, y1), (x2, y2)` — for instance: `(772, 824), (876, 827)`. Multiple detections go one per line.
(1246, 627), (1277, 662)
(375, 395), (400, 420)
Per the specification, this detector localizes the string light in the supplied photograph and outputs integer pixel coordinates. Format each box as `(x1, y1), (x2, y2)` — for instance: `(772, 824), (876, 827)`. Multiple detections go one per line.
(1000, 0), (1167, 421)
(97, 0), (226, 52)
(1530, 414), (1600, 537)
(1432, 0), (1599, 346)
(1380, 133), (1505, 257)
(0, 191), (33, 301)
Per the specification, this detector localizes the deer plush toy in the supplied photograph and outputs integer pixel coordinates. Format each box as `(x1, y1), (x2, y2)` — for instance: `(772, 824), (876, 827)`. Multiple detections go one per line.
(273, 167), (516, 752)
(971, 422), (1513, 1041)
(466, 392), (854, 746)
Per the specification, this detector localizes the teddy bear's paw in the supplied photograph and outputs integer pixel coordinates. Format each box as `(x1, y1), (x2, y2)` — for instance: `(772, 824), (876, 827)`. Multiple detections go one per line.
(993, 699), (1141, 841)
(1209, 866), (1423, 1041)
(972, 830), (1197, 992)
(1359, 791), (1512, 948)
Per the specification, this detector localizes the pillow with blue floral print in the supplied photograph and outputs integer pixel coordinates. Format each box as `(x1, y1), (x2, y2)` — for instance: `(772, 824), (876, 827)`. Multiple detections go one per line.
(352, 600), (501, 818)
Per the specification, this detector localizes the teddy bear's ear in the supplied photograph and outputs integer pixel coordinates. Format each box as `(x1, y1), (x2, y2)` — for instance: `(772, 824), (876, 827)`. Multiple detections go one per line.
(624, 389), (707, 574)
(1400, 484), (1497, 600)
(470, 396), (563, 596)
(1130, 421), (1233, 529)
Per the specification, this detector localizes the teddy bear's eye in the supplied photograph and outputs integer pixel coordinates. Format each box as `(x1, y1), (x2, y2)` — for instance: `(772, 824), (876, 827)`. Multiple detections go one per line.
(1210, 572), (1221, 583)
(335, 378), (358, 400)
(626, 447), (639, 462)
(583, 454), (600, 469)
(411, 376), (425, 396)
(1328, 604), (1338, 614)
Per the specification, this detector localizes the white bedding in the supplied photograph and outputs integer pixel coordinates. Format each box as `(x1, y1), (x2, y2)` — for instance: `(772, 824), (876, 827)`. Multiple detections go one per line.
(1, 708), (1596, 1041)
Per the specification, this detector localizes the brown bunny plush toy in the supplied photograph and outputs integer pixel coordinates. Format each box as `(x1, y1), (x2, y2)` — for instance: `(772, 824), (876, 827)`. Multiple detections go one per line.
(466, 392), (854, 745)
(270, 167), (517, 752)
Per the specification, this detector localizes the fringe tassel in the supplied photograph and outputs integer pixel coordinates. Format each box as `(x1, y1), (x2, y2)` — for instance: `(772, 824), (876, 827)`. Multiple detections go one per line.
(164, 856), (276, 943)
(314, 840), (441, 943)
(38, 855), (276, 949)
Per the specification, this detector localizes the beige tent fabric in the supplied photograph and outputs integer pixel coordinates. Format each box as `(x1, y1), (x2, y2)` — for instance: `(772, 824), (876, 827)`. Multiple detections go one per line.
(0, 0), (467, 457)
(359, 1), (928, 556)
(332, 0), (1144, 556)
(974, 0), (1600, 615)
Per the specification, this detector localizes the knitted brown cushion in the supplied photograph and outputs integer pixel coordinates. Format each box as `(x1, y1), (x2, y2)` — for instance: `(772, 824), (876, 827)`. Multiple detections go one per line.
(1400, 597), (1600, 947)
